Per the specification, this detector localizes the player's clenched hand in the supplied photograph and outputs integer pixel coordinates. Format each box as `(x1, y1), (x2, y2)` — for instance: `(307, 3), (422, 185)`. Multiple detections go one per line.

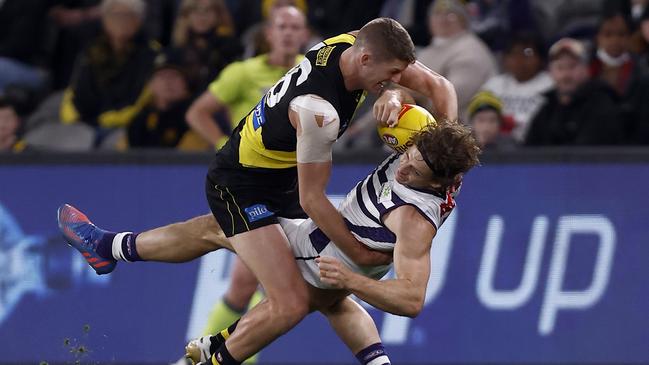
(316, 256), (353, 289)
(373, 89), (402, 127)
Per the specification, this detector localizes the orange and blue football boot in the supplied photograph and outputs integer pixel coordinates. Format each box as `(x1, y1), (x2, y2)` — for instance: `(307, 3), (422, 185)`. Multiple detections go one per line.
(57, 204), (117, 275)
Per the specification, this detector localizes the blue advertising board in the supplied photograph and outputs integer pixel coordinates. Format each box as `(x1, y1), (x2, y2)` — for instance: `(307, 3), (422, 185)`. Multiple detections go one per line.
(1, 161), (648, 364)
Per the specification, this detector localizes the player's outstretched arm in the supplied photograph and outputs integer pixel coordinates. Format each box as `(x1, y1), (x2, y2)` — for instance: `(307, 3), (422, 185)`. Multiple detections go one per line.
(398, 61), (458, 121)
(318, 205), (435, 317)
(290, 95), (392, 267)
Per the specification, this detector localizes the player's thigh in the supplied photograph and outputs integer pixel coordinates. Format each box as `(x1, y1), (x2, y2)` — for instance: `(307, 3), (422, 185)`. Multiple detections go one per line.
(307, 284), (349, 312)
(229, 224), (307, 302)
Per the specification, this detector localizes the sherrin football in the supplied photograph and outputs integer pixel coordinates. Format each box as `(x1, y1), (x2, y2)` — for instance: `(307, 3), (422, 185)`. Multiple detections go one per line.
(377, 104), (437, 153)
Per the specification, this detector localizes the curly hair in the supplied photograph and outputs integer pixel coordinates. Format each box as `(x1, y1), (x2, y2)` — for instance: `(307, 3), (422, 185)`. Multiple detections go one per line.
(412, 120), (481, 190)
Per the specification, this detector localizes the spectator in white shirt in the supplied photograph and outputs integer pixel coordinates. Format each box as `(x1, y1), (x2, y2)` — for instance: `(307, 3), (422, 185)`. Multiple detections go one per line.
(482, 32), (554, 142)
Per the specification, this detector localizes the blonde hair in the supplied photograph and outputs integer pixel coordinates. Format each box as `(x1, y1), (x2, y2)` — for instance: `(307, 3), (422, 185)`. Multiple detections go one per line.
(172, 0), (235, 46)
(101, 0), (146, 19)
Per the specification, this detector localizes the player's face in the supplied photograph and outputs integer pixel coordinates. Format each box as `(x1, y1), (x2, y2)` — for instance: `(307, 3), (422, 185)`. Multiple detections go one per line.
(359, 56), (410, 94)
(266, 8), (308, 58)
(395, 146), (436, 189)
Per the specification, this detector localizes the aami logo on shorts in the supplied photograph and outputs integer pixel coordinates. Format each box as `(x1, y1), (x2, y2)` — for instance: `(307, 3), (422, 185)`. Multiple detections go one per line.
(244, 204), (274, 222)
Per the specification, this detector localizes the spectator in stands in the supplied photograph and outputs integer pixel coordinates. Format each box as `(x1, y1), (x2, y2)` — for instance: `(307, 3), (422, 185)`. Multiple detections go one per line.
(482, 32), (554, 142)
(47, 0), (103, 90)
(531, 0), (605, 41)
(418, 0), (497, 121)
(186, 5), (308, 149)
(239, 0), (309, 58)
(591, 12), (645, 97)
(172, 0), (243, 92)
(0, 0), (49, 94)
(59, 0), (159, 147)
(0, 98), (26, 153)
(126, 50), (193, 148)
(591, 11), (649, 139)
(468, 91), (516, 150)
(525, 38), (625, 145)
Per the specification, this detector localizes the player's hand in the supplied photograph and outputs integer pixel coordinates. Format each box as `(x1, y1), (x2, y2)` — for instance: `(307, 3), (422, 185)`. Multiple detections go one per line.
(316, 256), (353, 289)
(373, 89), (402, 128)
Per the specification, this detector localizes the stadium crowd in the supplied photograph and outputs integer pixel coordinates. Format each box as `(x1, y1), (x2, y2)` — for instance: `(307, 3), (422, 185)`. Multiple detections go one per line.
(1, 0), (649, 153)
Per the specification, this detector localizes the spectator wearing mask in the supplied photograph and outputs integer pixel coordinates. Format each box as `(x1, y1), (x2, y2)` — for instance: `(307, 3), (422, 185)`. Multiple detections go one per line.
(172, 0), (243, 92)
(482, 32), (554, 142)
(525, 38), (624, 145)
(591, 12), (645, 98)
(468, 91), (516, 150)
(59, 0), (159, 147)
(418, 0), (497, 120)
(591, 11), (649, 140)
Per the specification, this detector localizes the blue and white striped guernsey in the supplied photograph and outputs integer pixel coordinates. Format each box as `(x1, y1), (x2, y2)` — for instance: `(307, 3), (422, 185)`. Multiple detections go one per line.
(281, 154), (460, 289)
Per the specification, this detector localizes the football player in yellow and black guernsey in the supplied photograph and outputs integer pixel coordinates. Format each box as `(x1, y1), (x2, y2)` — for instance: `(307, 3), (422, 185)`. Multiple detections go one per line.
(58, 16), (459, 365)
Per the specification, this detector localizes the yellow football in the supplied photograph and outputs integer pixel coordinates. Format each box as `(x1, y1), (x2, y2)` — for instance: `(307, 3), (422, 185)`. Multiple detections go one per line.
(377, 104), (437, 153)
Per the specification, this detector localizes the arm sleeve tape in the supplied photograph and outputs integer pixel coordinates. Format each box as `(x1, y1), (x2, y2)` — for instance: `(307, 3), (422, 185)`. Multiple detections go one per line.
(290, 94), (340, 163)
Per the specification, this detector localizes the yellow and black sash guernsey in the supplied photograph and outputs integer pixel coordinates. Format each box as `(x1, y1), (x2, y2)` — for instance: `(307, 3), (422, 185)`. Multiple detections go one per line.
(222, 33), (367, 170)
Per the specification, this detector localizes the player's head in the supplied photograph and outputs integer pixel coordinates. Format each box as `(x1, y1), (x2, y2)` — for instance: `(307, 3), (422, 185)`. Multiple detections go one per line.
(265, 5), (309, 59)
(353, 18), (416, 93)
(395, 121), (481, 192)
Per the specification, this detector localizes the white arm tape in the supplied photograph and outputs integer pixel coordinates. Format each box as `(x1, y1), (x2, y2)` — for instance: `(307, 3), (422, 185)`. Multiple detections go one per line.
(290, 94), (340, 163)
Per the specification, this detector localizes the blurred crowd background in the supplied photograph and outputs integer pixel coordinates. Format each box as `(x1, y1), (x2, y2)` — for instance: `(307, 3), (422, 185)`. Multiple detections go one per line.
(1, 0), (648, 154)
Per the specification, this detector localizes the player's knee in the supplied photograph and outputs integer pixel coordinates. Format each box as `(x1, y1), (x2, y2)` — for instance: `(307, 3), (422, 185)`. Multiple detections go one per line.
(267, 291), (309, 332)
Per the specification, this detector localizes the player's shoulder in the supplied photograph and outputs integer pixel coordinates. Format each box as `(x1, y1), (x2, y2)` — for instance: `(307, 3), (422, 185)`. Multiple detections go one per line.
(321, 32), (357, 46)
(384, 203), (437, 236)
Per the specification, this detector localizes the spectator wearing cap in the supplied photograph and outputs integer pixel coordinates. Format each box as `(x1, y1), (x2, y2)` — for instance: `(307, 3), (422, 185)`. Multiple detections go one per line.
(482, 32), (554, 142)
(59, 0), (159, 147)
(125, 50), (195, 149)
(0, 98), (26, 153)
(418, 0), (497, 121)
(525, 38), (625, 145)
(468, 91), (516, 150)
(172, 0), (243, 92)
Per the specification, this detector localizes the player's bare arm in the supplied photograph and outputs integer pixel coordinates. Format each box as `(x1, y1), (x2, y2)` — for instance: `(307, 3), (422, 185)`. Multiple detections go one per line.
(290, 94), (391, 266)
(373, 85), (416, 126)
(186, 90), (229, 146)
(399, 61), (458, 121)
(318, 205), (435, 317)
